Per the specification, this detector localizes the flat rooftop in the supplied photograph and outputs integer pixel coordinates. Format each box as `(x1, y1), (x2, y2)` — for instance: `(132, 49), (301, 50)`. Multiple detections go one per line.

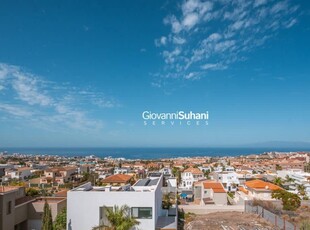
(0, 186), (21, 194)
(71, 175), (162, 192)
(134, 178), (159, 186)
(33, 197), (66, 204)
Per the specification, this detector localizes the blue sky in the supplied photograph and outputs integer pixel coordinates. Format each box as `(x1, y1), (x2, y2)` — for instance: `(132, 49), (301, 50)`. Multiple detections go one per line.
(0, 0), (310, 147)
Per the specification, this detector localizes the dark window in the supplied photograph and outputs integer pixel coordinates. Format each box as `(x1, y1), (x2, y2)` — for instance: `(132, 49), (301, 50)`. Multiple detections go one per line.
(131, 207), (152, 219)
(7, 201), (12, 215)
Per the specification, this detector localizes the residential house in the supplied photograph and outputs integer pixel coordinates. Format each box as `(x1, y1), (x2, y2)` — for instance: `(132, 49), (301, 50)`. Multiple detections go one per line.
(5, 167), (32, 181)
(277, 169), (310, 196)
(113, 167), (130, 175)
(180, 167), (204, 189)
(159, 167), (172, 176)
(40, 167), (77, 185)
(67, 173), (177, 230)
(194, 181), (227, 205)
(240, 179), (282, 200)
(213, 171), (240, 192)
(0, 186), (66, 230)
(101, 174), (134, 186)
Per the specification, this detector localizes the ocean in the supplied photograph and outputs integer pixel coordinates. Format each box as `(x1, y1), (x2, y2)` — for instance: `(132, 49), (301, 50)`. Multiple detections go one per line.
(1, 147), (309, 159)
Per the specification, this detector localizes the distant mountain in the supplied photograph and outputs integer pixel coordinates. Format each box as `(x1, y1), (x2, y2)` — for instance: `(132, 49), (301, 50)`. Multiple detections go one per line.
(243, 141), (310, 148)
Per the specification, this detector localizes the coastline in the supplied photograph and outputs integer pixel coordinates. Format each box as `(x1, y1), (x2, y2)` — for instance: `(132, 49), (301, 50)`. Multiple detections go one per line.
(1, 147), (310, 160)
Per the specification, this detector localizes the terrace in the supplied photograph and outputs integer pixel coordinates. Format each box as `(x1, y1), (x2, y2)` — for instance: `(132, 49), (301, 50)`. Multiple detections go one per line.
(71, 176), (161, 192)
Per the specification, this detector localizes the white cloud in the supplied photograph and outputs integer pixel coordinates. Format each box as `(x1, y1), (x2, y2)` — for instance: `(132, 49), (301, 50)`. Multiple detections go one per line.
(182, 13), (199, 30)
(254, 0), (267, 8)
(0, 63), (117, 131)
(12, 73), (53, 106)
(182, 0), (213, 17)
(184, 72), (200, 80)
(164, 15), (182, 34)
(155, 36), (168, 47)
(206, 33), (222, 42)
(162, 47), (182, 64)
(271, 1), (288, 14)
(154, 0), (300, 83)
(214, 40), (236, 52)
(231, 20), (245, 31)
(0, 104), (32, 117)
(284, 18), (297, 28)
(201, 63), (227, 70)
(173, 36), (186, 45)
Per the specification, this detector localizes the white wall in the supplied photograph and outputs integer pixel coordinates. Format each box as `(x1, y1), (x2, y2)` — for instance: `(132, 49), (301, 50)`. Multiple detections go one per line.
(67, 177), (163, 230)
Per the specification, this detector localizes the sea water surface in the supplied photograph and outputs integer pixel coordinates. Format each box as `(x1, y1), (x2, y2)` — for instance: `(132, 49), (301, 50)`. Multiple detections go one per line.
(1, 147), (310, 159)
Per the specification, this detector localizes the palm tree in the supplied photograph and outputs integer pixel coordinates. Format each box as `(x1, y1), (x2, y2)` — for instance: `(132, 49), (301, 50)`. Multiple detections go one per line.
(297, 184), (306, 196)
(204, 170), (210, 179)
(285, 175), (294, 183)
(162, 193), (173, 209)
(273, 177), (283, 187)
(92, 205), (139, 230)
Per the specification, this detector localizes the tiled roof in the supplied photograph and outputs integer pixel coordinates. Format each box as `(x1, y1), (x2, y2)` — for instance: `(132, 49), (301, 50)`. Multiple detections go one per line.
(203, 182), (226, 193)
(0, 186), (20, 193)
(55, 190), (68, 197)
(238, 186), (249, 194)
(184, 167), (203, 174)
(245, 179), (282, 191)
(17, 167), (31, 171)
(102, 174), (132, 183)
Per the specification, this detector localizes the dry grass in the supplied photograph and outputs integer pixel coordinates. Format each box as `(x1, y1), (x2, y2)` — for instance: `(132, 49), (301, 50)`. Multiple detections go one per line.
(184, 211), (278, 230)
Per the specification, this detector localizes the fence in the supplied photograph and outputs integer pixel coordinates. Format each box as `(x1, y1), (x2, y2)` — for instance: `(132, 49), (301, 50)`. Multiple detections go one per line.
(245, 201), (297, 230)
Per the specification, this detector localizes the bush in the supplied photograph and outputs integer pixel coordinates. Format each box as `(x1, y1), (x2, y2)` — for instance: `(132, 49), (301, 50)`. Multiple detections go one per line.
(272, 190), (301, 211)
(26, 188), (39, 197)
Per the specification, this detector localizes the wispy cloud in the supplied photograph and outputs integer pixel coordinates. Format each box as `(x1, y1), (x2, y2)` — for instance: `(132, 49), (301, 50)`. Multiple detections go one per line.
(0, 63), (119, 131)
(154, 0), (300, 85)
(0, 104), (33, 117)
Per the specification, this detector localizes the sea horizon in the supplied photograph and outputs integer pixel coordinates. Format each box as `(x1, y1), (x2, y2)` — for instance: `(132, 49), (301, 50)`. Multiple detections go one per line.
(1, 147), (310, 160)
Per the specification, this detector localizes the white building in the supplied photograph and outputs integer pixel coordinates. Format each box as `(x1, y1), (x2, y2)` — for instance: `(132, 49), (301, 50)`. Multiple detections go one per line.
(198, 166), (211, 173)
(113, 167), (130, 175)
(180, 167), (204, 190)
(67, 173), (177, 230)
(214, 172), (240, 192)
(159, 167), (172, 176)
(194, 181), (227, 205)
(225, 166), (235, 172)
(6, 167), (32, 181)
(277, 169), (310, 197)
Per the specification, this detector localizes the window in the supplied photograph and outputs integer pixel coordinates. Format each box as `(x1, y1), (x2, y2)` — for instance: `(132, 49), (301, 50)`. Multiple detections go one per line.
(131, 207), (152, 219)
(7, 201), (12, 215)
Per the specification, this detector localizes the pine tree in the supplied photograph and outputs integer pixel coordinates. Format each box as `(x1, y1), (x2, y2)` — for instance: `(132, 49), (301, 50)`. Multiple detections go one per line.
(42, 200), (53, 230)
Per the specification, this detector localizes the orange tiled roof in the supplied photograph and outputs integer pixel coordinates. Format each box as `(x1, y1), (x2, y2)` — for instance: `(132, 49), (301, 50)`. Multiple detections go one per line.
(245, 179), (282, 191)
(102, 174), (132, 183)
(238, 186), (249, 194)
(184, 167), (203, 174)
(203, 181), (226, 193)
